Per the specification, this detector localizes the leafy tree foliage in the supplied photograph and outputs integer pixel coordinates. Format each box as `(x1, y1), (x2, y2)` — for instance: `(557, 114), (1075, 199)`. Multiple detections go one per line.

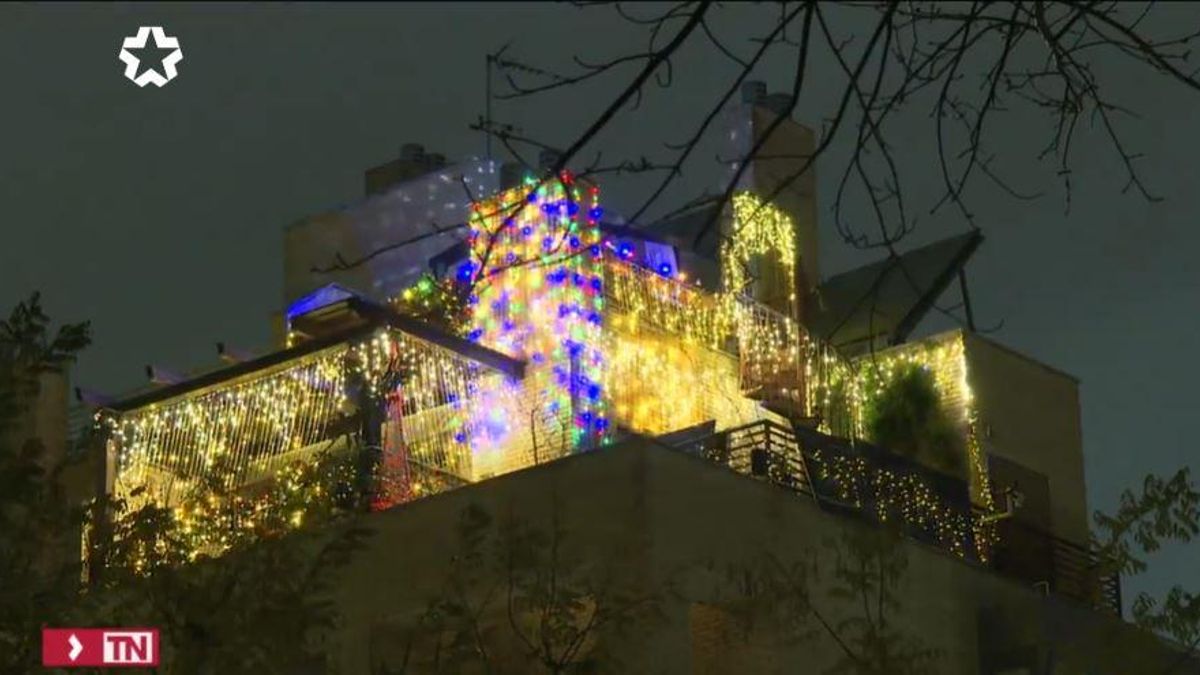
(0, 293), (93, 669)
(0, 293), (369, 673)
(1094, 468), (1200, 659)
(862, 364), (965, 479)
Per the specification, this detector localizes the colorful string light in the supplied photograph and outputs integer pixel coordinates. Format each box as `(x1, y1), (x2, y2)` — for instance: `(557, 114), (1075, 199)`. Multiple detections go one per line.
(102, 179), (1000, 565)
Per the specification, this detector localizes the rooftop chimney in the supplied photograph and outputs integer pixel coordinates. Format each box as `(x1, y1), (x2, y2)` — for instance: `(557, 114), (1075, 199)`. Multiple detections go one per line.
(400, 143), (425, 162)
(742, 80), (767, 104)
(365, 143), (450, 196)
(762, 92), (794, 117)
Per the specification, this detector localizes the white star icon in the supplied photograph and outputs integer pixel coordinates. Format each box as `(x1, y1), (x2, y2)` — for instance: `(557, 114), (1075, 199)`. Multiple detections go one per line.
(118, 27), (183, 88)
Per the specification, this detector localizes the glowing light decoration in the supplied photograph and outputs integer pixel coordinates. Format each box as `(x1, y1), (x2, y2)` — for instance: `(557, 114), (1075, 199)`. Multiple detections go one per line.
(807, 447), (978, 559)
(843, 333), (995, 512)
(463, 173), (609, 465)
(602, 321), (764, 436)
(102, 174), (1005, 568)
(104, 328), (481, 530)
(722, 192), (799, 311)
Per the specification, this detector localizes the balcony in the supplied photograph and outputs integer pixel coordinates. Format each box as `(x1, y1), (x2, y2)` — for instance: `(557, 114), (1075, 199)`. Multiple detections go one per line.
(671, 419), (1122, 617)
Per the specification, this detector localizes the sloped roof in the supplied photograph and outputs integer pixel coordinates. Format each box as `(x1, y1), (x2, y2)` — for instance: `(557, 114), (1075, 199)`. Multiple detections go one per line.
(107, 299), (524, 413)
(806, 230), (982, 351)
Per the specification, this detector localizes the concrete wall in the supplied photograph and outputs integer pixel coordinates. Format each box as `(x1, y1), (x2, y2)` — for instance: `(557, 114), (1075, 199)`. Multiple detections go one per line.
(319, 441), (1183, 674)
(964, 333), (1089, 545)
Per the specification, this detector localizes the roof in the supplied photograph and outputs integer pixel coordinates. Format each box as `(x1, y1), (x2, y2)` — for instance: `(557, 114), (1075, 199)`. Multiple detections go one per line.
(285, 283), (368, 322)
(107, 299), (525, 413)
(805, 230), (982, 352)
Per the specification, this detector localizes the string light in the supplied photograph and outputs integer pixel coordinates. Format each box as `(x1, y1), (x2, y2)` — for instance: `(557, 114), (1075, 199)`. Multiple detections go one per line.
(102, 184), (1000, 566)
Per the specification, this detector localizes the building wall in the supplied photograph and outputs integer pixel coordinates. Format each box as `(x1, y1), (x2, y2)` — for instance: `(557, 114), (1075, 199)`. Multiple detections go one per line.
(964, 333), (1089, 545)
(318, 441), (1183, 675)
(282, 159), (499, 306)
(718, 98), (820, 295)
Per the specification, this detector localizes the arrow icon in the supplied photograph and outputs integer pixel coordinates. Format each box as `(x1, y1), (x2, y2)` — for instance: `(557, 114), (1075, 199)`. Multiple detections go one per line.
(68, 634), (83, 661)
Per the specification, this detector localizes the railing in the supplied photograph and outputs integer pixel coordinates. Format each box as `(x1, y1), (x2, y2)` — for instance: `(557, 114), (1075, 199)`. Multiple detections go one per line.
(675, 419), (1123, 618)
(692, 420), (813, 495)
(989, 516), (1122, 617)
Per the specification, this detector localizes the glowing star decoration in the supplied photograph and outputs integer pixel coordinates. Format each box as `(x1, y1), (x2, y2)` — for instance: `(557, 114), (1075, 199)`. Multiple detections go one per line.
(463, 173), (609, 467)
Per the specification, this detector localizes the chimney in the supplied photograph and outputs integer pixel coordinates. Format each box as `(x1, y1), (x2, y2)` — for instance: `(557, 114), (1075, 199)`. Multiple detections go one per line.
(718, 80), (820, 306)
(742, 80), (767, 104)
(364, 143), (451, 196)
(762, 92), (794, 117)
(400, 143), (425, 162)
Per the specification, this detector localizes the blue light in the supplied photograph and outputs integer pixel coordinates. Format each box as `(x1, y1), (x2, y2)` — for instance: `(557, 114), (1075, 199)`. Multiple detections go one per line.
(527, 192), (538, 203)
(589, 207), (604, 220)
(590, 277), (603, 292)
(595, 417), (609, 431)
(567, 201), (580, 216)
(569, 237), (581, 248)
(457, 262), (475, 282)
(522, 226), (533, 237)
(658, 263), (673, 277)
(467, 328), (484, 342)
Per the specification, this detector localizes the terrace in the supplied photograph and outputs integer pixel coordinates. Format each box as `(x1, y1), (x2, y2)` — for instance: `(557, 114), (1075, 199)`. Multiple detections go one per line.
(89, 178), (1116, 617)
(674, 418), (1122, 617)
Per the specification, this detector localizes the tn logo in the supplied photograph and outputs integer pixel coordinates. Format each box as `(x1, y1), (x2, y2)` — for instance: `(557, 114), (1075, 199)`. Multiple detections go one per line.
(103, 631), (155, 664)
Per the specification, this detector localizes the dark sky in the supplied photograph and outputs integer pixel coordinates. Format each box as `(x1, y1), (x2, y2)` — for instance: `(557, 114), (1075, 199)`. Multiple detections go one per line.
(2, 3), (1196, 607)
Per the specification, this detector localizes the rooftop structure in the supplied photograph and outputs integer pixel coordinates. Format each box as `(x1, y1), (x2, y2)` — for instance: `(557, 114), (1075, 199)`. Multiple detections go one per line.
(75, 82), (1137, 670)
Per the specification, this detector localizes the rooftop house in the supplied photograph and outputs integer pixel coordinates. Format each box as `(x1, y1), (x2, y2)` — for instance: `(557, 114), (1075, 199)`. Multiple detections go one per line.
(76, 81), (1171, 672)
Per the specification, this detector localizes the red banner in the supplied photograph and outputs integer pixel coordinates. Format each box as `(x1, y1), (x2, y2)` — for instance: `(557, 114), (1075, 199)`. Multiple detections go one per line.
(42, 628), (160, 668)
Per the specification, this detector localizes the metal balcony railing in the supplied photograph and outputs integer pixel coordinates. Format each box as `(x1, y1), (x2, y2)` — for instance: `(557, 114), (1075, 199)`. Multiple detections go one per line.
(988, 516), (1122, 617)
(673, 419), (1123, 618)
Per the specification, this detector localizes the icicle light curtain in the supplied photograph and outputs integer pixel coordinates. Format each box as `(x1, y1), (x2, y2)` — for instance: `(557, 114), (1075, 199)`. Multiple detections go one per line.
(104, 328), (482, 508)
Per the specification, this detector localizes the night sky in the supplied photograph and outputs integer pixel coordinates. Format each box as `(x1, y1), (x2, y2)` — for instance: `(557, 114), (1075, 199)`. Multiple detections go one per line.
(2, 4), (1196, 608)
